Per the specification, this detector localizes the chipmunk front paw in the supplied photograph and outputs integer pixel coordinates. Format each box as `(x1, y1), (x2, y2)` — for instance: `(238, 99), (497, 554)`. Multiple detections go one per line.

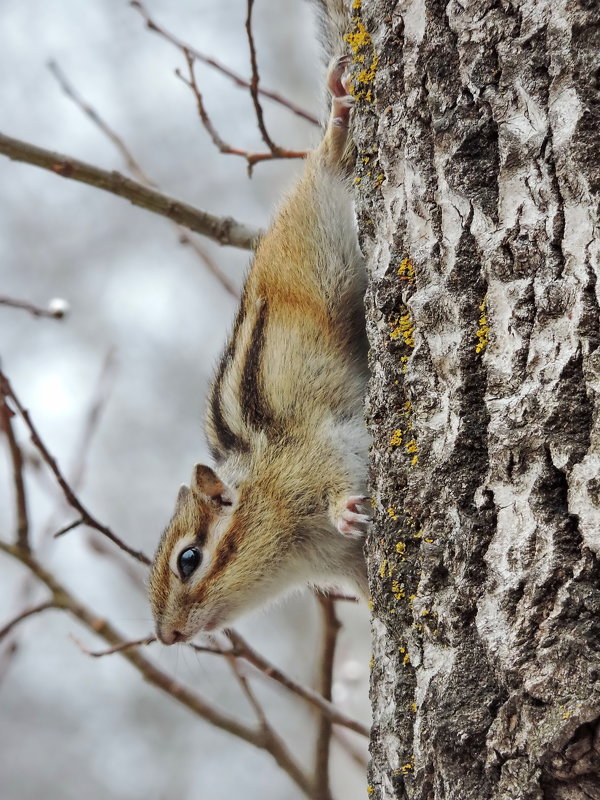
(332, 494), (372, 539)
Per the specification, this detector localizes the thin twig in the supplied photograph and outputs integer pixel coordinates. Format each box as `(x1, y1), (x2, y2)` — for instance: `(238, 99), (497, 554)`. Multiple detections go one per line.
(0, 540), (313, 798)
(130, 1), (319, 126)
(313, 595), (340, 800)
(68, 349), (116, 489)
(71, 634), (156, 657)
(53, 518), (84, 538)
(177, 230), (239, 298)
(0, 295), (68, 320)
(0, 371), (151, 565)
(0, 132), (260, 250)
(0, 601), (57, 641)
(0, 641), (18, 684)
(0, 398), (29, 551)
(178, 53), (233, 154)
(222, 630), (369, 737)
(47, 63), (241, 298)
(245, 0), (280, 155)
(48, 60), (156, 186)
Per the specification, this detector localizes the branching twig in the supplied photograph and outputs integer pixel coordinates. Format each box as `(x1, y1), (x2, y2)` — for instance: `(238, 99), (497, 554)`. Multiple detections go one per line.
(0, 398), (29, 551)
(132, 2), (308, 172)
(178, 53), (234, 155)
(130, 0), (319, 126)
(224, 648), (270, 729)
(0, 371), (151, 565)
(223, 649), (311, 791)
(0, 540), (313, 798)
(0, 601), (57, 641)
(0, 295), (68, 320)
(177, 54), (306, 172)
(0, 132), (260, 250)
(313, 596), (340, 800)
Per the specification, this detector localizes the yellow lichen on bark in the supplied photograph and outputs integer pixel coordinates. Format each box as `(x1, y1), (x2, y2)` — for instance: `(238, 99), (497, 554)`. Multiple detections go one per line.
(475, 296), (489, 354)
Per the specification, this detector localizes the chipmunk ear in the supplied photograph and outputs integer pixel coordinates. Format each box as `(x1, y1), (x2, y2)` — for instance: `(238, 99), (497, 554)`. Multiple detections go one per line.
(191, 464), (234, 506)
(174, 484), (191, 512)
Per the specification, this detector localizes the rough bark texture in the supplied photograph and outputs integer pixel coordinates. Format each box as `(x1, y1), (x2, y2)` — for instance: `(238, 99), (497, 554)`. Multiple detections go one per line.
(354, 1), (600, 798)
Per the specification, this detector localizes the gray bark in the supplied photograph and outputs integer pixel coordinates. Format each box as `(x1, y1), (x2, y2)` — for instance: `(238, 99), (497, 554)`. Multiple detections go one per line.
(354, 1), (600, 798)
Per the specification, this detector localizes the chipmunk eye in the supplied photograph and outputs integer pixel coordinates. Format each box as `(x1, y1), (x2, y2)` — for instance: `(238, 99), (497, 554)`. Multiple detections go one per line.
(177, 547), (202, 580)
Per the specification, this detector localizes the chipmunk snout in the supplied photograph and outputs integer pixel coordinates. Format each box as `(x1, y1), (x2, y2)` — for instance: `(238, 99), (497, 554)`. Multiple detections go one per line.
(157, 624), (186, 645)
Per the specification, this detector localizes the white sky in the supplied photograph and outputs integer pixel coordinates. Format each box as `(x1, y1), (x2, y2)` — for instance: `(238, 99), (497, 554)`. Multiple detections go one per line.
(0, 1), (370, 798)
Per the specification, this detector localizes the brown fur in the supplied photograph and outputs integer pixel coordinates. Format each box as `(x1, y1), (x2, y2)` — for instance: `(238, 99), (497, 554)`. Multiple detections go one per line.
(149, 43), (369, 643)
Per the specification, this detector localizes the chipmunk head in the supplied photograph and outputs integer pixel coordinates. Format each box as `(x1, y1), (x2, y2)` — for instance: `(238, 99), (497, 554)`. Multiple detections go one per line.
(149, 463), (293, 644)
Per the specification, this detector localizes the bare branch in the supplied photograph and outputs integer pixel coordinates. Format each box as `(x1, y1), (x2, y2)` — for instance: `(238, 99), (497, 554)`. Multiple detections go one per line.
(0, 398), (29, 551)
(0, 295), (69, 320)
(0, 601), (57, 640)
(0, 540), (313, 798)
(0, 371), (151, 565)
(313, 595), (341, 800)
(130, 1), (319, 126)
(0, 132), (261, 250)
(223, 630), (369, 738)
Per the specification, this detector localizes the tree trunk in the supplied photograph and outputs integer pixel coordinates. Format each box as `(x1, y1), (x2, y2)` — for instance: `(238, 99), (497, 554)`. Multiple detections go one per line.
(355, 1), (600, 798)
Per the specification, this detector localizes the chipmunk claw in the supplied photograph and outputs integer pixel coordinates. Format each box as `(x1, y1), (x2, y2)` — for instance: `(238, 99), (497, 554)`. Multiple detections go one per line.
(327, 55), (355, 127)
(334, 495), (372, 538)
(327, 55), (352, 97)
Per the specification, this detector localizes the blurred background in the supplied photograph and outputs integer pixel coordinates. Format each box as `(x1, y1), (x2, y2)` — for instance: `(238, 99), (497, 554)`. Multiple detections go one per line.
(0, 1), (370, 798)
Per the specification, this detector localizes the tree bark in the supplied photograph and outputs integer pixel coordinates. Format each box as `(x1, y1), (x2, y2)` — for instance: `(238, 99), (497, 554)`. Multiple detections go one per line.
(355, 1), (600, 798)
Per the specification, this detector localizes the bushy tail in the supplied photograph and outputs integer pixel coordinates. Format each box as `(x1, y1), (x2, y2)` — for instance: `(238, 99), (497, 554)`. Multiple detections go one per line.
(310, 0), (351, 64)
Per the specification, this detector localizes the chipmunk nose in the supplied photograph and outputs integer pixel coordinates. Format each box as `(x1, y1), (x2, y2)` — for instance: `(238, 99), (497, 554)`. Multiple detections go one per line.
(157, 625), (185, 645)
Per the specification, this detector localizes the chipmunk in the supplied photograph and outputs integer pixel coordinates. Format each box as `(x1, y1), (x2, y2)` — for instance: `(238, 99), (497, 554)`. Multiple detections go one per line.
(149, 2), (370, 644)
